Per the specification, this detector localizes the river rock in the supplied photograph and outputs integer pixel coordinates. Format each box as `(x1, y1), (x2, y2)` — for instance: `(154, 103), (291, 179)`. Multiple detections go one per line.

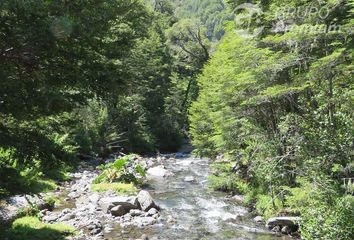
(110, 206), (127, 217)
(253, 216), (264, 223)
(130, 209), (144, 216)
(137, 190), (159, 211)
(281, 225), (292, 234)
(133, 216), (156, 226)
(146, 165), (172, 178)
(76, 195), (89, 206)
(175, 152), (184, 158)
(100, 201), (114, 213)
(167, 215), (176, 223)
(0, 204), (18, 226)
(231, 195), (245, 204)
(0, 194), (49, 226)
(90, 228), (101, 235)
(100, 196), (138, 213)
(147, 208), (158, 216)
(266, 216), (301, 229)
(184, 176), (195, 182)
(59, 213), (76, 221)
(68, 191), (79, 199)
(43, 214), (59, 223)
(141, 234), (149, 240)
(88, 193), (100, 205)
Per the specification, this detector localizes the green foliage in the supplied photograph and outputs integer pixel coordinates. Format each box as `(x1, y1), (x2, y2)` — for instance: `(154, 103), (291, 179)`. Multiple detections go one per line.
(208, 163), (248, 194)
(255, 194), (283, 219)
(43, 194), (60, 209)
(190, 0), (354, 238)
(286, 179), (354, 240)
(0, 147), (58, 198)
(0, 216), (75, 240)
(175, 0), (232, 41)
(1, 0), (205, 196)
(17, 205), (40, 218)
(94, 155), (146, 186)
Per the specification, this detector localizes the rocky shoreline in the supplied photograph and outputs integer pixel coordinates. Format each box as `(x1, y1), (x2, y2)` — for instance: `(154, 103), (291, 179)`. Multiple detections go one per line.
(41, 156), (168, 240)
(1, 154), (301, 239)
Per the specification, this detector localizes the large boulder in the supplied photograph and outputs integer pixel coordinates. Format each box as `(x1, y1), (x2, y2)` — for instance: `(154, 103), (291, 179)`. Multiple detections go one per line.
(99, 196), (138, 213)
(0, 194), (48, 226)
(266, 216), (301, 230)
(146, 165), (172, 178)
(110, 206), (127, 217)
(137, 190), (159, 211)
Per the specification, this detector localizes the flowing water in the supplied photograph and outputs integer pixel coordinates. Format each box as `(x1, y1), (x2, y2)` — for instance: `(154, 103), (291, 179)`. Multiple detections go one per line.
(116, 155), (291, 240)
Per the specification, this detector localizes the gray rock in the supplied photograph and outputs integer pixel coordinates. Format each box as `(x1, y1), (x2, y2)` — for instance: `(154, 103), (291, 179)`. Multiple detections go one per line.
(253, 216), (264, 223)
(100, 202), (115, 213)
(40, 209), (48, 216)
(271, 226), (281, 232)
(167, 215), (176, 223)
(61, 208), (70, 215)
(134, 217), (156, 226)
(74, 173), (82, 178)
(87, 221), (102, 231)
(68, 192), (78, 199)
(59, 213), (75, 221)
(137, 190), (159, 211)
(88, 193), (100, 205)
(184, 176), (195, 182)
(130, 209), (144, 217)
(111, 206), (127, 217)
(43, 214), (59, 223)
(231, 195), (245, 204)
(266, 216), (301, 229)
(100, 196), (138, 212)
(75, 195), (89, 206)
(0, 205), (18, 226)
(146, 166), (172, 178)
(0, 194), (51, 225)
(175, 153), (184, 158)
(281, 225), (292, 234)
(90, 228), (101, 235)
(147, 208), (158, 216)
(123, 214), (132, 222)
(141, 234), (149, 240)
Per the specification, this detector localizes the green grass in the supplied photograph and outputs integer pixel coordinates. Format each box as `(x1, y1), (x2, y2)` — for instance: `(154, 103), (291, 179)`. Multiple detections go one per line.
(0, 216), (75, 240)
(92, 182), (138, 195)
(43, 194), (61, 207)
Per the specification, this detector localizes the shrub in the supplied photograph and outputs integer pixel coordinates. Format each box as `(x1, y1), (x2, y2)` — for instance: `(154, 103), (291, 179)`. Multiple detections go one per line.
(93, 154), (146, 185)
(208, 163), (249, 194)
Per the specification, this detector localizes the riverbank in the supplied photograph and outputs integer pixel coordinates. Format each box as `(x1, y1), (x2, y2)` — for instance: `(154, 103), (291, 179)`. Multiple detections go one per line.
(1, 154), (293, 240)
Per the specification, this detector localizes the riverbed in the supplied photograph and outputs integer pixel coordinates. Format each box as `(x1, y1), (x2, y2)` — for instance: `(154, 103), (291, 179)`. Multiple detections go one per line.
(112, 155), (291, 240)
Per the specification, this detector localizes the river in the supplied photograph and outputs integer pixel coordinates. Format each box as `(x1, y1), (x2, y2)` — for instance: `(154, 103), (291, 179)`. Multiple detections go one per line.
(110, 155), (291, 240)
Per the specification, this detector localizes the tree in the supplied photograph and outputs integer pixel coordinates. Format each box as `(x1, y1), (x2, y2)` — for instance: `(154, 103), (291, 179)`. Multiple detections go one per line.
(189, 0), (354, 238)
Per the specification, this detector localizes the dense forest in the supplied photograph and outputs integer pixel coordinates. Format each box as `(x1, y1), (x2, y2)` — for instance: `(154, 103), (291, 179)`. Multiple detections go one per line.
(0, 0), (353, 239)
(190, 0), (354, 239)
